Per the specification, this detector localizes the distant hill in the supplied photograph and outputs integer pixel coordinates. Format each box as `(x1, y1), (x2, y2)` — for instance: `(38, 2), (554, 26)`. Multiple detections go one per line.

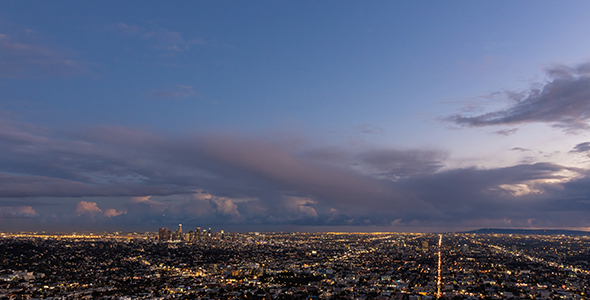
(461, 228), (590, 236)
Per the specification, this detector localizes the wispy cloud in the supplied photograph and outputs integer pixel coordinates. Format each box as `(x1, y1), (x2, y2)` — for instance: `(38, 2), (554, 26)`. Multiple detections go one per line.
(445, 62), (590, 132)
(493, 128), (518, 136)
(148, 84), (199, 100)
(510, 147), (531, 152)
(108, 23), (206, 53)
(358, 124), (384, 134)
(0, 31), (85, 78)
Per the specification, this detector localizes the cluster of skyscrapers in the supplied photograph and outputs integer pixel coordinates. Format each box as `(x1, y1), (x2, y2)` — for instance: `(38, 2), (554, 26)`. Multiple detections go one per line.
(158, 224), (226, 242)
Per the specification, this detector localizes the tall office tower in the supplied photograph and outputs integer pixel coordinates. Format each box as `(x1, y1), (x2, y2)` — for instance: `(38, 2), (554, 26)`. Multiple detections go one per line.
(173, 224), (182, 241)
(196, 227), (201, 241)
(208, 228), (211, 237)
(188, 230), (194, 242)
(158, 228), (167, 241)
(221, 229), (224, 240)
(421, 240), (429, 252)
(159, 228), (172, 241)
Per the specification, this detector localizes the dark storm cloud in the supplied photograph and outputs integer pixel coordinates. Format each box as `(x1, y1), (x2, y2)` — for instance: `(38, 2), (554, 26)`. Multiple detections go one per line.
(161, 134), (414, 211)
(358, 149), (446, 179)
(2, 118), (590, 228)
(0, 122), (193, 197)
(0, 174), (187, 198)
(0, 121), (413, 213)
(446, 62), (590, 131)
(404, 162), (565, 208)
(394, 163), (584, 228)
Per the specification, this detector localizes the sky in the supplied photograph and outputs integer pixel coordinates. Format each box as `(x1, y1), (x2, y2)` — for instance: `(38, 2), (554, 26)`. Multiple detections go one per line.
(2, 1), (590, 232)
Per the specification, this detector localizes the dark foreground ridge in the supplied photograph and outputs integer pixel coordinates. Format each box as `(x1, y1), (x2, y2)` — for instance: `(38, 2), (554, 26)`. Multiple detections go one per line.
(463, 228), (590, 236)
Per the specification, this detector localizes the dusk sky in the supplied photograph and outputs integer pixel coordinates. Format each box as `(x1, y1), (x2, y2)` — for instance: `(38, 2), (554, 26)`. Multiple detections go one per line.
(2, 1), (590, 232)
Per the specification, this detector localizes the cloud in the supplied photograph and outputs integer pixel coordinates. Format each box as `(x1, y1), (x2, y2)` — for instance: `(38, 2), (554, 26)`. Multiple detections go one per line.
(396, 162), (574, 226)
(446, 62), (590, 132)
(76, 201), (125, 218)
(0, 31), (85, 78)
(131, 196), (152, 203)
(358, 124), (384, 134)
(511, 147), (531, 152)
(149, 85), (198, 99)
(104, 208), (126, 218)
(110, 23), (143, 36)
(0, 119), (415, 224)
(189, 135), (415, 213)
(0, 206), (37, 218)
(108, 23), (206, 53)
(192, 190), (213, 201)
(493, 128), (518, 136)
(209, 197), (240, 217)
(570, 142), (590, 153)
(406, 163), (566, 207)
(283, 196), (318, 218)
(76, 201), (102, 217)
(358, 149), (446, 180)
(0, 174), (184, 198)
(3, 117), (590, 229)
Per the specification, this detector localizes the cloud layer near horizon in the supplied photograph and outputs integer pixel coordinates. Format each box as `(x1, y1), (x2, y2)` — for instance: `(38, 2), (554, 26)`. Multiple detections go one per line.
(2, 117), (590, 231)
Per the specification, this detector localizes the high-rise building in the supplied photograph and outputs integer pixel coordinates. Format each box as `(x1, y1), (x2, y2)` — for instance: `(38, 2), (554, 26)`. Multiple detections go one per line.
(158, 228), (166, 241)
(172, 224), (183, 241)
(158, 228), (171, 241)
(196, 227), (201, 241)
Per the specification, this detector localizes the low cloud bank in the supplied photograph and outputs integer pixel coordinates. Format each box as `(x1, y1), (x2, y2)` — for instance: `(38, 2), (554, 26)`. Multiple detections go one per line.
(1, 118), (590, 230)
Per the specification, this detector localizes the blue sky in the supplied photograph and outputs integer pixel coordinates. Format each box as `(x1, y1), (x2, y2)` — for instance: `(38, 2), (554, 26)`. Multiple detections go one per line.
(2, 1), (590, 232)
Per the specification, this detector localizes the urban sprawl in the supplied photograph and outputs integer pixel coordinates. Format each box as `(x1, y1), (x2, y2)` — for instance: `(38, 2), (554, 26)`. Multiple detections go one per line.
(1, 227), (589, 299)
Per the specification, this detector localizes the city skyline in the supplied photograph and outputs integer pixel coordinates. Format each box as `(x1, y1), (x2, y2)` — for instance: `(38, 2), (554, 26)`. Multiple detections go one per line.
(2, 2), (590, 232)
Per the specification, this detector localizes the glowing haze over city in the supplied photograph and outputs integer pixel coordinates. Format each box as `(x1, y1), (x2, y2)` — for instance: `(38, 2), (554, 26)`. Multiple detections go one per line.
(2, 1), (590, 233)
